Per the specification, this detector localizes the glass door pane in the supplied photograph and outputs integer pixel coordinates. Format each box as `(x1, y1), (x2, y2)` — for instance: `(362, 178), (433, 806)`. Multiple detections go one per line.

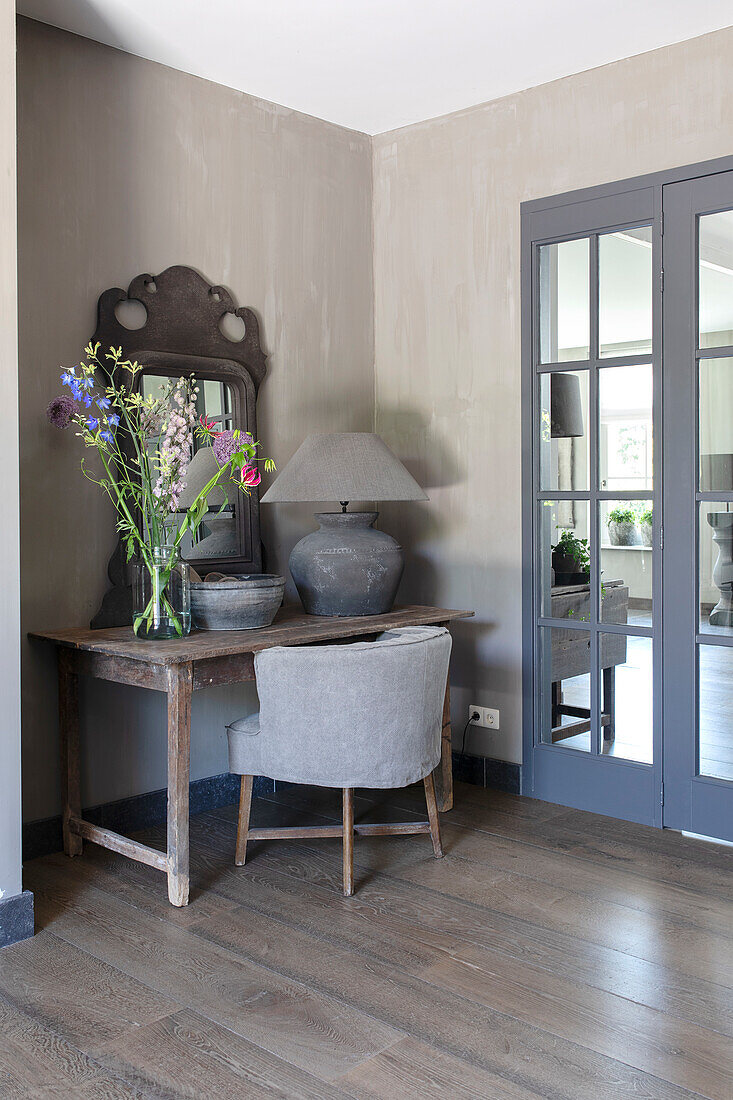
(538, 625), (592, 751)
(699, 211), (733, 348)
(699, 500), (733, 635)
(599, 227), (653, 358)
(698, 645), (733, 781)
(539, 238), (590, 363)
(538, 500), (591, 619)
(599, 633), (653, 763)
(538, 371), (589, 492)
(699, 357), (733, 490)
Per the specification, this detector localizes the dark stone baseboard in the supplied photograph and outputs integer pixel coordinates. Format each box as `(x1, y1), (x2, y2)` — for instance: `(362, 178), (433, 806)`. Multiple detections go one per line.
(23, 773), (275, 863)
(23, 754), (520, 864)
(0, 889), (34, 948)
(452, 751), (520, 794)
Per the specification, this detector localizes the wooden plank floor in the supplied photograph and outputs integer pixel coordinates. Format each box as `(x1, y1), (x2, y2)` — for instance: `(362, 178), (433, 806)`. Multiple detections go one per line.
(3, 781), (733, 1099)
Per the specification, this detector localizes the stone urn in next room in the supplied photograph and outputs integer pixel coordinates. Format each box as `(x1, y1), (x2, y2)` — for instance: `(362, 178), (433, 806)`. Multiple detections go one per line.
(707, 510), (733, 628)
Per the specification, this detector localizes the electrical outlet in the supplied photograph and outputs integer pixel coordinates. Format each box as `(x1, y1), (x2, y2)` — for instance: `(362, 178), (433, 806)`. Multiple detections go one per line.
(467, 705), (500, 729)
(484, 707), (500, 730)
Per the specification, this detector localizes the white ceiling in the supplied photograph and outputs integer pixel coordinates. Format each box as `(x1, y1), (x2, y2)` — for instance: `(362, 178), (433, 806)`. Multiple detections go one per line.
(16, 0), (733, 134)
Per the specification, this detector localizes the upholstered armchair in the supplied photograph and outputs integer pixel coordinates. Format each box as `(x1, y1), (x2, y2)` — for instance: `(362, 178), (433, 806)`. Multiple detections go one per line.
(227, 625), (452, 894)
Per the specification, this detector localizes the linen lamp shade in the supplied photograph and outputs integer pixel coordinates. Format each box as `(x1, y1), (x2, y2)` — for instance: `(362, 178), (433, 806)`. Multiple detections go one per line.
(261, 433), (427, 505)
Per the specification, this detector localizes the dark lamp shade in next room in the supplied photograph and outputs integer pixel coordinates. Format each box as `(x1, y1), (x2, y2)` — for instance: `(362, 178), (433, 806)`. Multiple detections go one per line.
(550, 372), (585, 438)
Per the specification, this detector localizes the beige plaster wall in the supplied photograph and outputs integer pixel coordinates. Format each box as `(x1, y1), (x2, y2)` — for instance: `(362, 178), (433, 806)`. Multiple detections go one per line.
(0, 0), (22, 898)
(18, 18), (374, 822)
(18, 17), (733, 820)
(372, 27), (733, 763)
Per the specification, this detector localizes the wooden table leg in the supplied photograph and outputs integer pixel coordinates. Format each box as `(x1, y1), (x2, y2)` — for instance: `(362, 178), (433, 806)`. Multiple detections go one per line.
(433, 673), (453, 812)
(166, 663), (193, 906)
(58, 650), (83, 857)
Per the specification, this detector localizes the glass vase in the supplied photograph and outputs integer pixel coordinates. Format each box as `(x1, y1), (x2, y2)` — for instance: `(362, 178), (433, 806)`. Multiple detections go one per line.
(132, 545), (191, 640)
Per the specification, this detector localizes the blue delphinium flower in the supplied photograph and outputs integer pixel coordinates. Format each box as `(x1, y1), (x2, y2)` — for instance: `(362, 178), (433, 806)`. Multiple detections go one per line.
(97, 396), (111, 410)
(86, 417), (99, 431)
(79, 376), (94, 392)
(83, 394), (93, 407)
(108, 414), (120, 427)
(99, 430), (114, 444)
(61, 370), (84, 402)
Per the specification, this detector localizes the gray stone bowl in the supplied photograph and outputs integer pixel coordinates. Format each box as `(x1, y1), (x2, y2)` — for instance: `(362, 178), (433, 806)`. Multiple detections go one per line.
(190, 573), (285, 631)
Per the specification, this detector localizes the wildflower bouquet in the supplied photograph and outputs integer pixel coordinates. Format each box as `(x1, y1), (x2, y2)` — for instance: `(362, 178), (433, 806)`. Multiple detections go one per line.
(48, 343), (274, 638)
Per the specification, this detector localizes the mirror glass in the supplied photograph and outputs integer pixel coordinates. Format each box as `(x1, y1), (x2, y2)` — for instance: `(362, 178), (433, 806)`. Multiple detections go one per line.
(141, 374), (241, 561)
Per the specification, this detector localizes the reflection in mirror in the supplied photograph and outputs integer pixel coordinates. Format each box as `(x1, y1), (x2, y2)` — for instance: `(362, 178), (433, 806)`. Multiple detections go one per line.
(141, 374), (241, 561)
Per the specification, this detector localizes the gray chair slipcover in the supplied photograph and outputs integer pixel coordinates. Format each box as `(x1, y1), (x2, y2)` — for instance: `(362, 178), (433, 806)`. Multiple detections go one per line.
(227, 626), (452, 789)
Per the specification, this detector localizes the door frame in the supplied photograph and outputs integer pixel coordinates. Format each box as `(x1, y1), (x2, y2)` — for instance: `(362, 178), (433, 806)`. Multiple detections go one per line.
(662, 170), (733, 842)
(521, 153), (733, 825)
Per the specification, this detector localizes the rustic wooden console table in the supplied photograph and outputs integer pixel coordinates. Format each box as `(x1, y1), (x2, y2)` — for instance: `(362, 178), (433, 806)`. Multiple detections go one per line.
(32, 605), (472, 906)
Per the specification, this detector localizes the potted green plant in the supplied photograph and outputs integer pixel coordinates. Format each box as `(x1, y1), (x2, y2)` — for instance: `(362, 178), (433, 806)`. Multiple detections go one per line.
(551, 530), (590, 585)
(639, 506), (653, 548)
(607, 506), (639, 546)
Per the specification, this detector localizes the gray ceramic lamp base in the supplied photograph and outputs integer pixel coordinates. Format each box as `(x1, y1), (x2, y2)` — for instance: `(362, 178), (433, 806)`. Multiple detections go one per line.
(289, 511), (404, 616)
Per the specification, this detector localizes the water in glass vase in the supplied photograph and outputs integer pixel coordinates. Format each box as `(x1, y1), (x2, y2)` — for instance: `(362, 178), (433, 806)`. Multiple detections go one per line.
(132, 545), (191, 640)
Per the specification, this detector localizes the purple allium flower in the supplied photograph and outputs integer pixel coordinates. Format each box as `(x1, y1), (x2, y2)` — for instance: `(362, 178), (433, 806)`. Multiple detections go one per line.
(46, 394), (78, 429)
(213, 430), (238, 467)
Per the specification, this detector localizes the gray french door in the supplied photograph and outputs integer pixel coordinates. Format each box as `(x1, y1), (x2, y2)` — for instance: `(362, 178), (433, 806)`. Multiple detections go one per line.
(663, 170), (733, 842)
(523, 187), (663, 827)
(523, 162), (733, 838)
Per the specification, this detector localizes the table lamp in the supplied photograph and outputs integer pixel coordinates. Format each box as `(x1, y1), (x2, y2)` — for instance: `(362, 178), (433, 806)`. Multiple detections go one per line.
(261, 432), (428, 616)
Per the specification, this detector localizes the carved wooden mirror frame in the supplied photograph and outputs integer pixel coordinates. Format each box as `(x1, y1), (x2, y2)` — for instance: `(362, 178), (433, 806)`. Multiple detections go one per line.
(91, 265), (267, 628)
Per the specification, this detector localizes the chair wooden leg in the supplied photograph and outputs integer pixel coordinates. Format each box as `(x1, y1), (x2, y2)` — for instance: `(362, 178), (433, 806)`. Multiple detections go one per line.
(424, 773), (444, 858)
(342, 787), (355, 896)
(235, 775), (254, 867)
